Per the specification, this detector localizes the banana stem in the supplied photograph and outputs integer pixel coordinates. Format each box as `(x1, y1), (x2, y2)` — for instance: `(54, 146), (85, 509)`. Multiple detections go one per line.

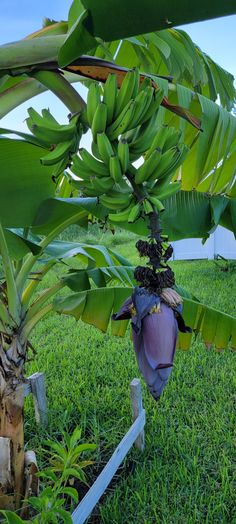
(0, 222), (21, 324)
(16, 209), (89, 294)
(149, 211), (162, 242)
(22, 280), (64, 325)
(125, 171), (146, 202)
(21, 303), (54, 338)
(21, 261), (56, 312)
(32, 70), (86, 113)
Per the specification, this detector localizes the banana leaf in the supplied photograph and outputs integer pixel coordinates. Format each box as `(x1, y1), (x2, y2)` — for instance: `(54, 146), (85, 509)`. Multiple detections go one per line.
(69, 0), (236, 42)
(4, 229), (42, 260)
(89, 30), (235, 110)
(61, 265), (134, 291)
(0, 138), (55, 228)
(43, 241), (133, 269)
(53, 286), (236, 350)
(31, 197), (105, 235)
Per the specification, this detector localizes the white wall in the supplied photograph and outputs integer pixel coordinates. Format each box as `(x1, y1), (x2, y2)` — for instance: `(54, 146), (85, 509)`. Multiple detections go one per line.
(172, 226), (236, 260)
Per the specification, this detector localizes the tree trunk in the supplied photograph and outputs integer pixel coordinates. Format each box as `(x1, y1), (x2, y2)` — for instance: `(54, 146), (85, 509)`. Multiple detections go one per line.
(0, 334), (26, 510)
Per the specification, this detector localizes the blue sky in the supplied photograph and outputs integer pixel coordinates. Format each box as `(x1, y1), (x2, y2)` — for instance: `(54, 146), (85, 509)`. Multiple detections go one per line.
(1, 2), (235, 131)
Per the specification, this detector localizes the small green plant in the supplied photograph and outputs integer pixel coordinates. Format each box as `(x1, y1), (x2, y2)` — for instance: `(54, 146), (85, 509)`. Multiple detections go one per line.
(0, 427), (96, 523)
(214, 254), (236, 272)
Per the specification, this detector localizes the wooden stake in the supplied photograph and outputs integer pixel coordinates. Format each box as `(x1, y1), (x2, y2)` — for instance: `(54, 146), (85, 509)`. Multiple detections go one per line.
(130, 378), (145, 451)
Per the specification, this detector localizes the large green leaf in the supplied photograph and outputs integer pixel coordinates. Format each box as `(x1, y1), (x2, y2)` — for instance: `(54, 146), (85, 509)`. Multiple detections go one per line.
(68, 0), (236, 43)
(53, 286), (236, 350)
(59, 10), (97, 67)
(54, 287), (131, 332)
(100, 29), (235, 110)
(4, 229), (42, 260)
(0, 139), (55, 227)
(147, 82), (236, 195)
(62, 265), (134, 291)
(32, 197), (105, 235)
(42, 239), (134, 272)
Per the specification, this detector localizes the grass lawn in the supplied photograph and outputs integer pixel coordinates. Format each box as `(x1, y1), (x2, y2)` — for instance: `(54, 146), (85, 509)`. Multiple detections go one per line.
(24, 235), (236, 524)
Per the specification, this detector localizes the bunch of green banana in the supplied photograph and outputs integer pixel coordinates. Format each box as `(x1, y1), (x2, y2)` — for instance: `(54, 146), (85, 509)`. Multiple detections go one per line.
(134, 129), (189, 188)
(67, 70), (190, 223)
(85, 70), (164, 144)
(26, 107), (84, 174)
(70, 148), (116, 196)
(26, 107), (78, 145)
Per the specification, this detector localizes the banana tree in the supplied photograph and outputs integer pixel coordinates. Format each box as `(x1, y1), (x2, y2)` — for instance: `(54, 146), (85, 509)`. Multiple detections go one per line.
(0, 0), (236, 512)
(0, 130), (138, 509)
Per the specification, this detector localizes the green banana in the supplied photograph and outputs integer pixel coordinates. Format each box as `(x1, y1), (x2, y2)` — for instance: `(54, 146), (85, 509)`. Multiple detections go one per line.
(139, 87), (164, 126)
(91, 140), (102, 160)
(148, 195), (165, 212)
(79, 148), (110, 177)
(127, 90), (149, 129)
(135, 148), (162, 184)
(115, 177), (133, 194)
(151, 181), (182, 200)
(122, 127), (140, 144)
(118, 138), (129, 173)
(41, 108), (59, 126)
(128, 202), (141, 223)
(149, 171), (178, 194)
(73, 180), (99, 197)
(145, 125), (170, 160)
(26, 119), (77, 145)
(51, 157), (70, 180)
(71, 154), (98, 180)
(129, 113), (159, 156)
(91, 176), (114, 193)
(114, 69), (139, 118)
(142, 199), (154, 215)
(103, 73), (117, 125)
(109, 202), (135, 223)
(138, 76), (152, 92)
(154, 147), (178, 181)
(27, 107), (47, 126)
(162, 128), (183, 152)
(130, 86), (155, 129)
(109, 155), (123, 182)
(100, 191), (132, 210)
(155, 144), (189, 181)
(40, 141), (73, 166)
(91, 102), (108, 139)
(106, 100), (135, 141)
(87, 82), (101, 127)
(97, 132), (114, 165)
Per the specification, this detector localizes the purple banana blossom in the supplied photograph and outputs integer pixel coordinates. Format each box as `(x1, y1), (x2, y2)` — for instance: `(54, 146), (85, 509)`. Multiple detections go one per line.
(113, 287), (191, 400)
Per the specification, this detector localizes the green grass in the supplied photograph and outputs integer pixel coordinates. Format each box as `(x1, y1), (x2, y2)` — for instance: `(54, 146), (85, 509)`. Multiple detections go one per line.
(24, 236), (236, 524)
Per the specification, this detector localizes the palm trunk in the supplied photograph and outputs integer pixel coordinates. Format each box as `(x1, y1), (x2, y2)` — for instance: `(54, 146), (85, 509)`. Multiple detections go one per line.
(0, 334), (26, 510)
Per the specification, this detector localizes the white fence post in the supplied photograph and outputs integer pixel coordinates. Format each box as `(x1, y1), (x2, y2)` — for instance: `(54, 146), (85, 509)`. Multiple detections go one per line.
(29, 372), (48, 426)
(130, 378), (145, 451)
(24, 372), (48, 426)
